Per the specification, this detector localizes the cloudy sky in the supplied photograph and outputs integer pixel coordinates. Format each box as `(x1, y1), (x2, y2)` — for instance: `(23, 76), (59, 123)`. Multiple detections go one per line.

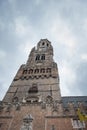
(0, 0), (87, 100)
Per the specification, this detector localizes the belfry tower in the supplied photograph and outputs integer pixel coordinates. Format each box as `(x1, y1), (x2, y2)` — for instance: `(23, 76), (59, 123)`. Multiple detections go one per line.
(0, 39), (87, 130)
(3, 39), (62, 105)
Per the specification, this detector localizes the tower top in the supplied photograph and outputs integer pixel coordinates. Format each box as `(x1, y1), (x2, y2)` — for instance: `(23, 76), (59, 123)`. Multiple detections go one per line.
(26, 39), (53, 67)
(37, 39), (53, 53)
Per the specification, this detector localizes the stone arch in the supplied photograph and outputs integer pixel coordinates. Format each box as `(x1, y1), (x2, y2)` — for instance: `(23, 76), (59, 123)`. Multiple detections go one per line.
(23, 69), (27, 74)
(46, 68), (51, 73)
(29, 69), (33, 74)
(40, 68), (45, 73)
(34, 69), (39, 73)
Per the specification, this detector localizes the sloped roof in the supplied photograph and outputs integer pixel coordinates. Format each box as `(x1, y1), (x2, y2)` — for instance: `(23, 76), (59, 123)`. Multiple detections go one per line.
(62, 96), (87, 108)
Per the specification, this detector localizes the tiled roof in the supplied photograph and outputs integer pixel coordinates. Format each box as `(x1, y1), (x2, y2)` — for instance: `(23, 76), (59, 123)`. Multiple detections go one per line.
(62, 96), (87, 108)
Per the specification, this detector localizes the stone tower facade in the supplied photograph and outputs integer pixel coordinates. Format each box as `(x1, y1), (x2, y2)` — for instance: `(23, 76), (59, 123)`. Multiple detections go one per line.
(0, 39), (87, 130)
(3, 39), (61, 105)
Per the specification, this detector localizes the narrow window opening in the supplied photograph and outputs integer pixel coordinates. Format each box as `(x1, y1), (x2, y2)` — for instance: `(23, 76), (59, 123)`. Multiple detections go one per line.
(46, 68), (51, 73)
(47, 43), (49, 47)
(42, 42), (45, 46)
(35, 54), (40, 61)
(34, 69), (39, 73)
(29, 69), (33, 74)
(23, 70), (27, 74)
(41, 54), (45, 60)
(40, 68), (45, 73)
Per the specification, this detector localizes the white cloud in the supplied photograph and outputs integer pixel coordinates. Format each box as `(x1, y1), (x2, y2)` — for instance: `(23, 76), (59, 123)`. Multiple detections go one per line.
(0, 50), (6, 60)
(15, 16), (34, 38)
(14, 17), (32, 37)
(83, 18), (87, 34)
(0, 82), (10, 100)
(8, 0), (16, 4)
(0, 20), (5, 31)
(59, 61), (76, 96)
(14, 16), (39, 43)
(81, 53), (87, 61)
(50, 18), (77, 56)
(35, 0), (42, 5)
(18, 40), (34, 55)
(60, 63), (76, 84)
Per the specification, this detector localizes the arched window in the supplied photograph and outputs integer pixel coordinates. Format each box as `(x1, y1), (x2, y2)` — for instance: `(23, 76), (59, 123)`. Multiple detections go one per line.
(41, 54), (45, 60)
(35, 54), (45, 61)
(46, 68), (51, 73)
(29, 69), (33, 74)
(34, 69), (39, 73)
(23, 70), (27, 74)
(40, 68), (45, 73)
(42, 42), (45, 46)
(35, 54), (40, 61)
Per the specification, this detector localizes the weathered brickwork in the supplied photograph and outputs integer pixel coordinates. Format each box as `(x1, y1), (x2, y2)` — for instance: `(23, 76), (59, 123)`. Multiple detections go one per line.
(0, 39), (87, 130)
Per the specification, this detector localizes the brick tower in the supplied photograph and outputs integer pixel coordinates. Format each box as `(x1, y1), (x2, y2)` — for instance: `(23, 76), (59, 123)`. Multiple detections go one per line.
(3, 39), (62, 105)
(0, 39), (87, 130)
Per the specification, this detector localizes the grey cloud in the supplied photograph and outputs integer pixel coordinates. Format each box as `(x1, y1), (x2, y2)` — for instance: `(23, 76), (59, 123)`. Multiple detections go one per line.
(73, 62), (87, 95)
